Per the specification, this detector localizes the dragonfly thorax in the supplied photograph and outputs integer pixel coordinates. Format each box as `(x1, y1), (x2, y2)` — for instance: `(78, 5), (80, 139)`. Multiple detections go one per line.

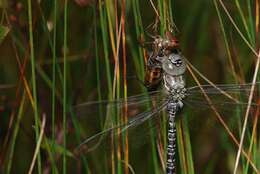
(160, 51), (187, 109)
(166, 84), (186, 108)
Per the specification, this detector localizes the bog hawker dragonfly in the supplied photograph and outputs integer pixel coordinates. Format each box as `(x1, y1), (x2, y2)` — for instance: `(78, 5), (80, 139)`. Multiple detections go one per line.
(73, 48), (260, 174)
(74, 32), (260, 174)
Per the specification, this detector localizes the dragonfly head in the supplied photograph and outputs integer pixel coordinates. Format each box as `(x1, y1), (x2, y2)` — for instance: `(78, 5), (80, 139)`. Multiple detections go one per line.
(155, 51), (186, 76)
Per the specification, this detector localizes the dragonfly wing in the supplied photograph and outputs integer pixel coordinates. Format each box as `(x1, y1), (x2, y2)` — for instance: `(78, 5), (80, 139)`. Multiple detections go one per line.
(187, 82), (260, 98)
(178, 82), (259, 137)
(184, 82), (260, 120)
(186, 82), (260, 105)
(71, 90), (168, 154)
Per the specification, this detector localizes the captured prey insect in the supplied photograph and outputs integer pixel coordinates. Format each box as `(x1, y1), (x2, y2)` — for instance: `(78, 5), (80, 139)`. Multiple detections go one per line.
(73, 49), (260, 174)
(144, 32), (180, 91)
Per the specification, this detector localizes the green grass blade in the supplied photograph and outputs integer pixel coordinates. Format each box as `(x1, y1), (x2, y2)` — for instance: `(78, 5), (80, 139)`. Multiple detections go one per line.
(6, 93), (25, 174)
(52, 1), (57, 172)
(27, 0), (42, 172)
(63, 0), (68, 173)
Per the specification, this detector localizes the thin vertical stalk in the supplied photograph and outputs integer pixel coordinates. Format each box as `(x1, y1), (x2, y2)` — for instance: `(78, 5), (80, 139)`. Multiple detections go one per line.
(183, 118), (194, 174)
(132, 0), (145, 79)
(234, 0), (253, 43)
(63, 0), (68, 173)
(52, 1), (57, 172)
(98, 0), (112, 97)
(246, 0), (255, 46)
(93, 6), (104, 173)
(245, 106), (259, 173)
(157, 0), (163, 34)
(113, 1), (123, 173)
(28, 115), (46, 174)
(176, 121), (187, 174)
(105, 0), (117, 63)
(168, 0), (174, 28)
(233, 52), (260, 174)
(163, 0), (167, 30)
(27, 0), (42, 173)
(94, 0), (101, 104)
(177, 118), (194, 174)
(121, 0), (128, 173)
(255, 0), (259, 50)
(98, 0), (113, 173)
(214, 0), (237, 82)
(6, 93), (25, 174)
(217, 0), (258, 56)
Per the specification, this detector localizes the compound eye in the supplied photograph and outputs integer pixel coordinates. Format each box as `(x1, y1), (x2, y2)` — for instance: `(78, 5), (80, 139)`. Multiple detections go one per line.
(171, 58), (182, 67)
(162, 53), (186, 76)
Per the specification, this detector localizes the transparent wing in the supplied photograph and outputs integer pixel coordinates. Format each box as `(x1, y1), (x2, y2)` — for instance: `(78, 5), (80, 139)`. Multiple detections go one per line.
(183, 82), (260, 129)
(71, 90), (168, 154)
(185, 82), (259, 111)
(187, 82), (260, 96)
(186, 82), (260, 107)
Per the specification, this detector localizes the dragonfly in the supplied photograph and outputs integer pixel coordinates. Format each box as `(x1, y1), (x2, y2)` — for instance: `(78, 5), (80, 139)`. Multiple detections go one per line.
(73, 50), (260, 174)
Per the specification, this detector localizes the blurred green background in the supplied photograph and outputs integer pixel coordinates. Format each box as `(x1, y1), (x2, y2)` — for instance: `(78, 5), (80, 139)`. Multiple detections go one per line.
(0, 0), (259, 173)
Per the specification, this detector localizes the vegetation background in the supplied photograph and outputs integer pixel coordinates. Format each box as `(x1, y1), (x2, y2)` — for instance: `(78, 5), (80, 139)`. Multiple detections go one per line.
(0, 0), (259, 173)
